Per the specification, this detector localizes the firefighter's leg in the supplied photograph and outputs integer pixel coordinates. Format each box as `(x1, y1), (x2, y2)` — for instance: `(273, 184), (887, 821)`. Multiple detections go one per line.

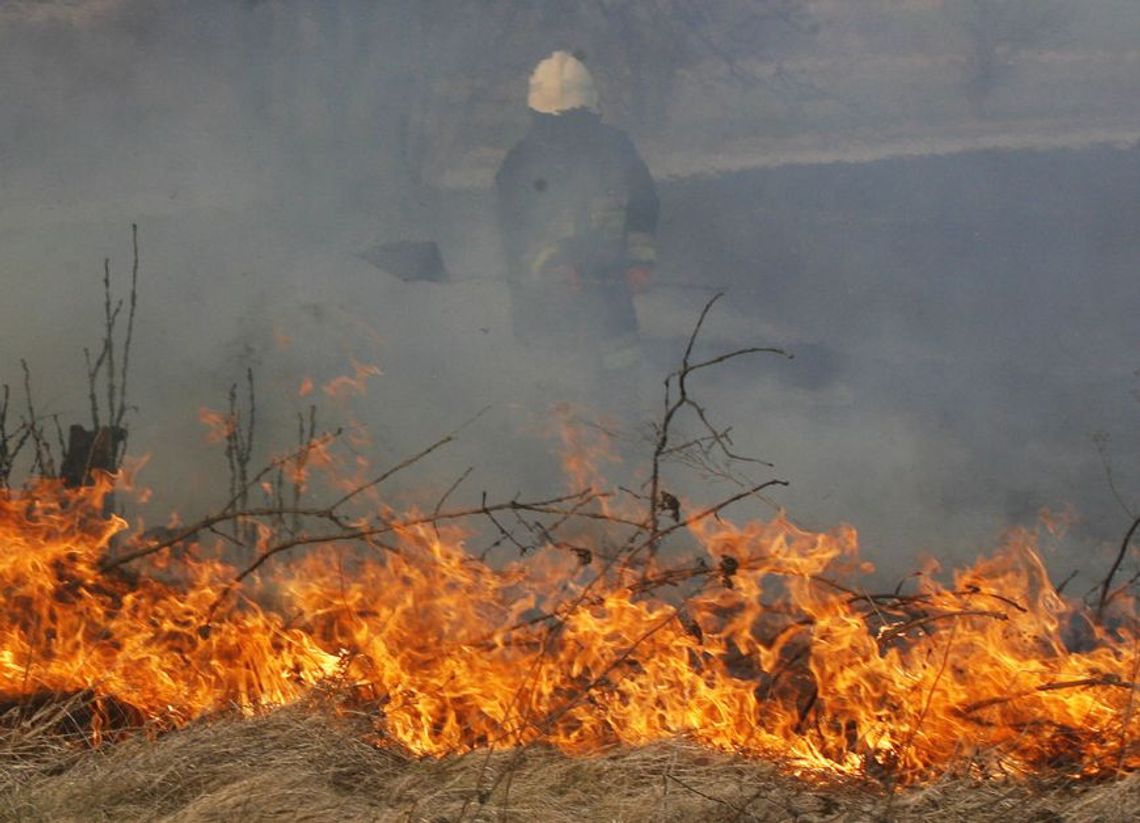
(598, 332), (651, 430)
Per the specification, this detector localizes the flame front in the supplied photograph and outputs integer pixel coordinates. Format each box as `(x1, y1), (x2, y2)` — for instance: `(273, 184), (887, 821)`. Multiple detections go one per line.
(1, 472), (1138, 782)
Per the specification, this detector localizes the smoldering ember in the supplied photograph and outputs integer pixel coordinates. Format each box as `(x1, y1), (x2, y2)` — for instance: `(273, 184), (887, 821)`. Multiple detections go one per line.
(2, 2), (1140, 821)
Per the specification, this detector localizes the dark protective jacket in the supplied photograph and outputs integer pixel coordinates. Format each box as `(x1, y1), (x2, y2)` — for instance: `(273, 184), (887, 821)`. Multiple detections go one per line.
(495, 109), (659, 344)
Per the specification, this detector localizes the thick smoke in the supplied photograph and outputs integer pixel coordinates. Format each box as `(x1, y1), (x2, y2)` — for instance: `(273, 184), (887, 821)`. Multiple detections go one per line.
(2, 0), (1140, 583)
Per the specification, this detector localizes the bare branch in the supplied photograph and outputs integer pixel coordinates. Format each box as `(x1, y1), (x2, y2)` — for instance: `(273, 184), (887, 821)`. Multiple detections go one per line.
(960, 676), (1137, 716)
(1096, 516), (1140, 623)
(20, 360), (54, 479)
(113, 223), (140, 433)
(644, 293), (789, 555)
(327, 405), (488, 513)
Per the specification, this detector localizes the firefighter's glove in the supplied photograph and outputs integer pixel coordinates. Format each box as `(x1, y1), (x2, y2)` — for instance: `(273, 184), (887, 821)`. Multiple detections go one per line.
(531, 245), (581, 292)
(551, 263), (582, 293)
(626, 265), (653, 294)
(625, 230), (656, 294)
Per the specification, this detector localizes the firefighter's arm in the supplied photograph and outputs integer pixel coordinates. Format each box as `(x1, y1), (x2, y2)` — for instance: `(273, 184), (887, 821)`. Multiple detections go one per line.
(624, 139), (659, 293)
(625, 231), (655, 293)
(530, 243), (581, 290)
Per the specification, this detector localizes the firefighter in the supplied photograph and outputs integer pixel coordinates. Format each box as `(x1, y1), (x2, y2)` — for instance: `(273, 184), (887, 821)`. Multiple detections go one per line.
(495, 50), (659, 380)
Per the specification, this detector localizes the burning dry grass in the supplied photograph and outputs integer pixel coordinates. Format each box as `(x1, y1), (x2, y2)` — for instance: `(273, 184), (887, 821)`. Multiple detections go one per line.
(5, 465), (1140, 790)
(5, 292), (1140, 817)
(0, 705), (1137, 823)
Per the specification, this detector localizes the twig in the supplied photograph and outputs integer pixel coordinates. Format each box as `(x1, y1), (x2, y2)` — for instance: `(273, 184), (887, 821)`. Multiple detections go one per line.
(458, 593), (575, 820)
(647, 294), (719, 550)
(113, 223), (139, 434)
(218, 370), (258, 548)
(0, 384), (33, 487)
(103, 258), (118, 434)
(101, 429), (342, 570)
(1096, 516), (1140, 622)
(503, 501), (639, 528)
(959, 676), (1137, 716)
(488, 609), (680, 753)
(1054, 568), (1079, 597)
(291, 406), (318, 533)
(877, 609), (1007, 643)
(433, 466), (473, 522)
(646, 292), (789, 555)
(227, 491), (594, 580)
(1103, 572), (1140, 613)
(1119, 631), (1140, 776)
(1093, 431), (1136, 520)
(667, 774), (761, 822)
(480, 492), (533, 556)
(326, 405), (488, 512)
(840, 585), (1028, 615)
(728, 781), (788, 822)
(20, 360), (54, 478)
(684, 346), (790, 377)
(894, 619), (960, 787)
(629, 478), (789, 566)
(83, 347), (103, 430)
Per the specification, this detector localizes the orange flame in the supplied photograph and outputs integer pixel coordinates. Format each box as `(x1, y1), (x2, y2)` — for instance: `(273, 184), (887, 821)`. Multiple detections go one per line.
(197, 407), (235, 444)
(0, 469), (1137, 782)
(322, 359), (382, 401)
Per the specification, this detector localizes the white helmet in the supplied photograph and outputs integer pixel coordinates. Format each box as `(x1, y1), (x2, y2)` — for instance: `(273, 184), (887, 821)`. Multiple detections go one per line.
(527, 51), (600, 115)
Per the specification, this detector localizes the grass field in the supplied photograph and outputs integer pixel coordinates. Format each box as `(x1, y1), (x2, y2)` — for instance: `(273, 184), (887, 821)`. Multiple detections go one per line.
(4, 704), (1140, 822)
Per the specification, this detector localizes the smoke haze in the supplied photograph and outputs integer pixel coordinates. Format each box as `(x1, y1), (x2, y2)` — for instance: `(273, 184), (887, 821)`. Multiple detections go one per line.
(2, 0), (1139, 585)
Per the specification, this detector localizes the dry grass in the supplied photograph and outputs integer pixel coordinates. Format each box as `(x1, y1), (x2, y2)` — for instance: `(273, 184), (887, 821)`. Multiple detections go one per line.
(2, 704), (1139, 822)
